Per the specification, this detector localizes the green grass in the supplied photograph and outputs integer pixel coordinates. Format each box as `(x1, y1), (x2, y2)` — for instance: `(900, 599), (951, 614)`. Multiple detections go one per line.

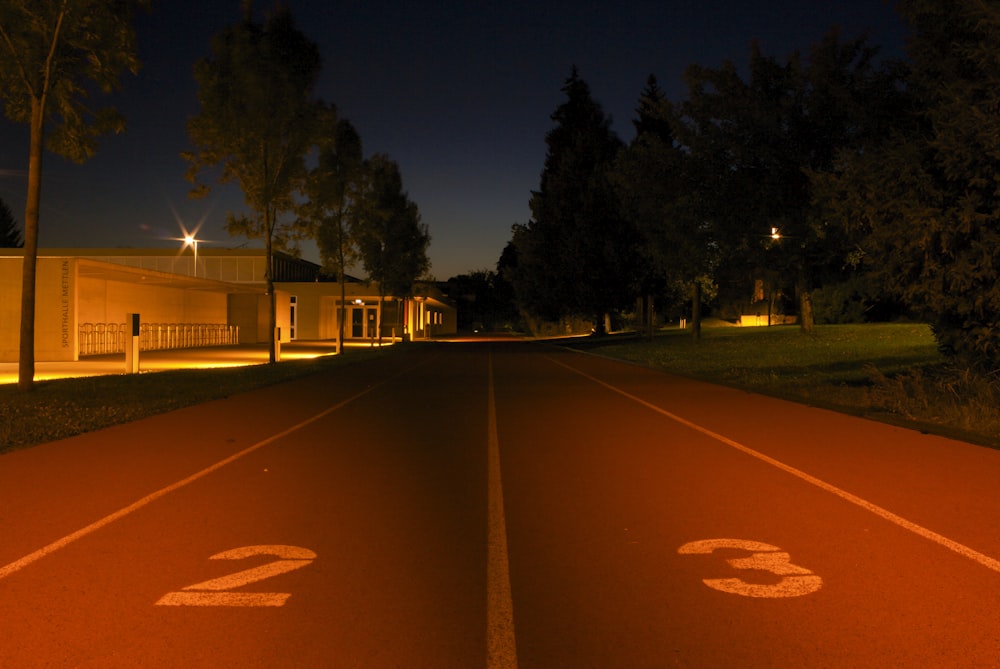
(0, 348), (395, 454)
(563, 322), (1000, 448)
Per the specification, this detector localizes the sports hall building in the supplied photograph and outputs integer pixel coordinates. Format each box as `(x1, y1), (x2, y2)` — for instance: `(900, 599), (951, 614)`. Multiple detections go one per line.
(0, 248), (456, 362)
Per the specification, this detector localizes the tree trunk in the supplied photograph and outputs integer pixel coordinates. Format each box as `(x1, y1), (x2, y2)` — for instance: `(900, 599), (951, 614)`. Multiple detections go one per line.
(797, 275), (815, 334)
(18, 97), (45, 391)
(647, 294), (655, 339)
(376, 288), (383, 346)
(691, 280), (702, 342)
(266, 221), (277, 363)
(592, 313), (606, 336)
(640, 294), (655, 339)
(337, 233), (346, 354)
(337, 271), (346, 354)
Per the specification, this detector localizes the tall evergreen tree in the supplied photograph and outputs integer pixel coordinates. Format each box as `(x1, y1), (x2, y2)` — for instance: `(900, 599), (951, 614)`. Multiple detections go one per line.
(815, 0), (1000, 368)
(614, 75), (711, 339)
(0, 198), (23, 247)
(0, 0), (146, 390)
(512, 67), (639, 333)
(185, 4), (321, 362)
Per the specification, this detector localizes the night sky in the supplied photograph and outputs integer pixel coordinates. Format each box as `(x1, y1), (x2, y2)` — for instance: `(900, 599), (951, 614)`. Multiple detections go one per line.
(0, 0), (908, 280)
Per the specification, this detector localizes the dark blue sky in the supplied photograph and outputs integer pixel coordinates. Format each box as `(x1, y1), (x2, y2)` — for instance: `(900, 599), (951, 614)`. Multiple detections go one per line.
(0, 0), (908, 280)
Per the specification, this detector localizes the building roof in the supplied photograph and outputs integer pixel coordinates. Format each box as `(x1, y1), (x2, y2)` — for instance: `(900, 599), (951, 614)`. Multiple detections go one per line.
(0, 247), (322, 283)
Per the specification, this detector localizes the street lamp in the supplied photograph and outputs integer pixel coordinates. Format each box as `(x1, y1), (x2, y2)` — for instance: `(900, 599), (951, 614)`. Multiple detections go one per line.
(182, 234), (199, 277)
(167, 201), (211, 278)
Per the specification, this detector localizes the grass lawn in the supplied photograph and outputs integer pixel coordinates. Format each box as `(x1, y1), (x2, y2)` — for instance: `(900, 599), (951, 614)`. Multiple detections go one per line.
(3, 323), (999, 454)
(563, 322), (1000, 448)
(0, 348), (395, 454)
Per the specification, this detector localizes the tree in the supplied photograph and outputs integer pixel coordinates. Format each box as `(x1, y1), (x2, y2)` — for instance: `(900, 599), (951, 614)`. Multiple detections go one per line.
(299, 107), (366, 352)
(614, 75), (712, 339)
(674, 33), (901, 333)
(815, 0), (1000, 368)
(185, 4), (321, 362)
(0, 198), (23, 247)
(511, 68), (640, 334)
(446, 269), (519, 332)
(355, 154), (430, 340)
(0, 0), (146, 390)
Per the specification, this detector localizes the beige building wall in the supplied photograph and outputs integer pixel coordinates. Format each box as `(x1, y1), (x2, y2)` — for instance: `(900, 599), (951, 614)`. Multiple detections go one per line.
(0, 259), (21, 360)
(226, 291), (291, 344)
(275, 290), (291, 342)
(0, 257), (78, 362)
(1, 251), (457, 362)
(318, 296), (340, 339)
(275, 282), (343, 340)
(77, 276), (227, 325)
(226, 293), (276, 344)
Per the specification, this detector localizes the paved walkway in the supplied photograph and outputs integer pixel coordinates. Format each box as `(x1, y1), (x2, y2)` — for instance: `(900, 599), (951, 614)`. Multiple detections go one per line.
(0, 340), (353, 385)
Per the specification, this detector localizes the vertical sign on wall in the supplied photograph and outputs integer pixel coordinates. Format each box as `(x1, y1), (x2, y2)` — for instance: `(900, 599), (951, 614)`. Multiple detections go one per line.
(60, 260), (71, 352)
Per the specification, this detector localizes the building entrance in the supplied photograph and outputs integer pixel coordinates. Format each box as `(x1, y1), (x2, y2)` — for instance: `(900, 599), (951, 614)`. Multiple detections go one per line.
(351, 307), (379, 338)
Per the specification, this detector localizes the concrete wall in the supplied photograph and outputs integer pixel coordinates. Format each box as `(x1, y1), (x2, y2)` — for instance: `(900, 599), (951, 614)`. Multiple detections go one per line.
(0, 257), (78, 362)
(275, 290), (291, 342)
(226, 291), (292, 344)
(77, 276), (227, 325)
(275, 282), (343, 340)
(318, 296), (340, 339)
(227, 293), (272, 344)
(0, 258), (21, 361)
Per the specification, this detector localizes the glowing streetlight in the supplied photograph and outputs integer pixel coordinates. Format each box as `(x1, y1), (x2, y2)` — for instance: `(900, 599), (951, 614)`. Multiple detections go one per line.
(771, 227), (781, 240)
(181, 233), (200, 277)
(167, 201), (212, 277)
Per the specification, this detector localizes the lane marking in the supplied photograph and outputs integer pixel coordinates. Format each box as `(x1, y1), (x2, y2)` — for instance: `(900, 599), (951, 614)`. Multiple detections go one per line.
(678, 538), (822, 598)
(549, 355), (1000, 575)
(155, 591), (290, 607)
(0, 382), (387, 582)
(487, 354), (518, 669)
(156, 545), (316, 607)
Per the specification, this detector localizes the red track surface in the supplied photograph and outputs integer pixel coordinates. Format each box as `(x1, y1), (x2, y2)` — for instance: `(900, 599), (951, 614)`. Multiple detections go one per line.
(2, 342), (1000, 667)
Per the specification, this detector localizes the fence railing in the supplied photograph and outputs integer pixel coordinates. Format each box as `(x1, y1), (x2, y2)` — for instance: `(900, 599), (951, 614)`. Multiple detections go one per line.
(79, 322), (240, 356)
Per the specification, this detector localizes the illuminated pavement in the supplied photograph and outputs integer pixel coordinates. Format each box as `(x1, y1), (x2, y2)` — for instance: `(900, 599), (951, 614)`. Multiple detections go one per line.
(0, 339), (376, 385)
(4, 342), (1000, 666)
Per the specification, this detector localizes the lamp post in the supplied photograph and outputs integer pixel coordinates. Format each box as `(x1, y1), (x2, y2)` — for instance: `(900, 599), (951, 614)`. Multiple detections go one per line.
(183, 234), (199, 277)
(768, 227), (781, 325)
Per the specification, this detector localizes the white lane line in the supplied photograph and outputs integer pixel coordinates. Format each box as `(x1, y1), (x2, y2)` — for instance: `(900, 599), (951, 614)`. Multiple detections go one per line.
(487, 354), (518, 669)
(154, 591), (290, 607)
(0, 382), (385, 582)
(549, 355), (1000, 575)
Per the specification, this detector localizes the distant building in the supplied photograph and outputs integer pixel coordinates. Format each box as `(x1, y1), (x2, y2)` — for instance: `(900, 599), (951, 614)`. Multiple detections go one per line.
(0, 248), (455, 362)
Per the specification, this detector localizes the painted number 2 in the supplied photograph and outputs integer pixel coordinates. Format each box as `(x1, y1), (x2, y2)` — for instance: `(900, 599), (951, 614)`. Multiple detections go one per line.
(156, 545), (316, 607)
(678, 538), (822, 598)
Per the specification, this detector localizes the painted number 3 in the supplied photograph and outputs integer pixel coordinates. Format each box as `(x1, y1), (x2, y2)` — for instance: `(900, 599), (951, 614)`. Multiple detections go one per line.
(678, 538), (822, 598)
(156, 545), (316, 607)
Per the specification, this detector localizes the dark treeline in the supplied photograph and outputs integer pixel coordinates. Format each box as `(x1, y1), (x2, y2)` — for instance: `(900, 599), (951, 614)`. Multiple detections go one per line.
(500, 0), (1000, 372)
(0, 198), (22, 247)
